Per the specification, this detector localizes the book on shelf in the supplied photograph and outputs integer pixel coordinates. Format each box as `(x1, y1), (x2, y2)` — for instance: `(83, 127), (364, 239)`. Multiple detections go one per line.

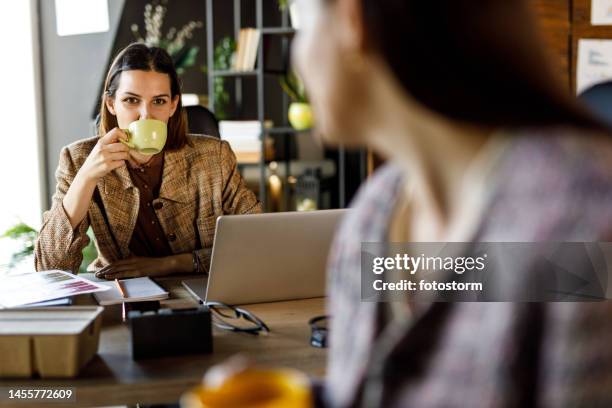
(243, 28), (261, 70)
(181, 93), (209, 107)
(235, 151), (262, 164)
(219, 120), (275, 163)
(232, 28), (261, 71)
(232, 29), (248, 71)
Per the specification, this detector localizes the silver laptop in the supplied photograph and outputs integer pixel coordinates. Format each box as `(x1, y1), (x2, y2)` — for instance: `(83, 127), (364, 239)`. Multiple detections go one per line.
(182, 209), (348, 305)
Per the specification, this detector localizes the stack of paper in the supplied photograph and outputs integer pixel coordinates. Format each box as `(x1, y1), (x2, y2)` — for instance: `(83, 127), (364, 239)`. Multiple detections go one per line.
(0, 271), (109, 309)
(220, 120), (263, 163)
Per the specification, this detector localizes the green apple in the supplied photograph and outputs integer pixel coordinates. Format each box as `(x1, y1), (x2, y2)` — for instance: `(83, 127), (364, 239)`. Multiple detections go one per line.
(288, 102), (314, 130)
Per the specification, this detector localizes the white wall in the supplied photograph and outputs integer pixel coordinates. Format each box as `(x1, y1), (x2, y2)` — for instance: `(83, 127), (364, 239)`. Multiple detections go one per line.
(0, 0), (43, 270)
(39, 0), (125, 200)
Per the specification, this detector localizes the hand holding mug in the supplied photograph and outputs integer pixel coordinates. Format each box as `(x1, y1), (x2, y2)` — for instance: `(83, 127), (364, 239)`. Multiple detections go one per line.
(80, 128), (131, 182)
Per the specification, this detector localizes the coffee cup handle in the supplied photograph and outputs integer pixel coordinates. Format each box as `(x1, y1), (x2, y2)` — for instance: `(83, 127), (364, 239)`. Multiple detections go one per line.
(119, 130), (135, 149)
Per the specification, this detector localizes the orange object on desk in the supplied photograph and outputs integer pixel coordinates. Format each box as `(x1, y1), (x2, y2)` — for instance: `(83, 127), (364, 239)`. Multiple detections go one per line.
(181, 368), (312, 408)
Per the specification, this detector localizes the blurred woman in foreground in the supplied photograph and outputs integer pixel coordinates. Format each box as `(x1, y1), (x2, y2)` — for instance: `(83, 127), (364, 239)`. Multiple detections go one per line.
(292, 0), (612, 406)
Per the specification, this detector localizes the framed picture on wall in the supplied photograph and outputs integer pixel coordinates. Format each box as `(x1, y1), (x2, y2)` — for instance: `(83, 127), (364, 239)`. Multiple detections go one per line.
(577, 39), (612, 94)
(592, 0), (612, 25)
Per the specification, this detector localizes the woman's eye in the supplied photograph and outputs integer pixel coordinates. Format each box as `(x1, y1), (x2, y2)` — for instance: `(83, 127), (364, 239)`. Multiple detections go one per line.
(153, 99), (167, 105)
(123, 97), (139, 104)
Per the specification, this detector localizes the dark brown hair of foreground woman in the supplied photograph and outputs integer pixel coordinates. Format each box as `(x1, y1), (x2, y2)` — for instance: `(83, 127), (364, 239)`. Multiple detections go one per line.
(341, 0), (603, 130)
(290, 0), (612, 407)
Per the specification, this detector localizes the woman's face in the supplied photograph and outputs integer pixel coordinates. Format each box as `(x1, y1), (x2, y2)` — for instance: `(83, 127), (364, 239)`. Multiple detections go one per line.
(292, 0), (370, 146)
(106, 69), (179, 129)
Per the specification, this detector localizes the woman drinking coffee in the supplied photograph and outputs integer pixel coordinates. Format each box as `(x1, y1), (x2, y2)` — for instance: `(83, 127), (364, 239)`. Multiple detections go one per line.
(35, 43), (261, 278)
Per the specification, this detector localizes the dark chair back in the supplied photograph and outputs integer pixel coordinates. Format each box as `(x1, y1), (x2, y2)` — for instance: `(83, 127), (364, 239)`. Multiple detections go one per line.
(578, 81), (612, 128)
(185, 105), (220, 138)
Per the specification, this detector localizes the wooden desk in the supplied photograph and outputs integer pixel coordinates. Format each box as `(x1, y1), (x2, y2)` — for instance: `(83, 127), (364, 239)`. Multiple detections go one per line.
(0, 278), (327, 407)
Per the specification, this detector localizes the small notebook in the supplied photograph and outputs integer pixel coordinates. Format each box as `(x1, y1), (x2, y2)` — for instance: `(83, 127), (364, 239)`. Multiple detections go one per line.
(93, 277), (169, 306)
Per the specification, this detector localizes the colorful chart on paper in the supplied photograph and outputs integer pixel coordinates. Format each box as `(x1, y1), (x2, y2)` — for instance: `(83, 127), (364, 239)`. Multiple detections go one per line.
(0, 270), (109, 308)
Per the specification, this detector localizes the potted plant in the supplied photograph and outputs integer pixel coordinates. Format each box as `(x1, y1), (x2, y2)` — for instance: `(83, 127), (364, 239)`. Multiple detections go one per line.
(130, 1), (204, 76)
(280, 71), (313, 130)
(205, 37), (236, 120)
(1, 222), (37, 270)
(1, 222), (98, 274)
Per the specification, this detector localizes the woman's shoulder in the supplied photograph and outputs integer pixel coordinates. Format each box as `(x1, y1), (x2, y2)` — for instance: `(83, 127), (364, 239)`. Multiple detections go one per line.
(487, 126), (612, 239)
(185, 133), (226, 155)
(187, 133), (224, 147)
(183, 133), (234, 163)
(502, 126), (612, 194)
(60, 136), (99, 166)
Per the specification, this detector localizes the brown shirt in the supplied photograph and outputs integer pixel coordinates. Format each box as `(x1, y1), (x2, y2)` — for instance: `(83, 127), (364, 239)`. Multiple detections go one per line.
(127, 154), (174, 258)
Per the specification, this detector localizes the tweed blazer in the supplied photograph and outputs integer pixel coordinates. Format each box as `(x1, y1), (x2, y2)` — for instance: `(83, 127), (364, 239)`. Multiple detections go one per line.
(325, 128), (612, 408)
(35, 134), (262, 274)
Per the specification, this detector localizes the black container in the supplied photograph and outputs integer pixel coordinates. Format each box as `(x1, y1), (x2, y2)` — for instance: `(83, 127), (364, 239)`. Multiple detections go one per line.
(128, 306), (212, 360)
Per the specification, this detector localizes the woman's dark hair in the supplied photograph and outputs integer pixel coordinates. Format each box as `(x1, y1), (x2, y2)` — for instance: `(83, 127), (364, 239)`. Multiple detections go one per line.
(358, 0), (605, 130)
(98, 43), (190, 150)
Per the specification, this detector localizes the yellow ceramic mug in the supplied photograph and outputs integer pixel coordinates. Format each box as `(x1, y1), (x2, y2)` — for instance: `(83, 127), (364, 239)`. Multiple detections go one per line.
(180, 368), (312, 408)
(120, 118), (167, 155)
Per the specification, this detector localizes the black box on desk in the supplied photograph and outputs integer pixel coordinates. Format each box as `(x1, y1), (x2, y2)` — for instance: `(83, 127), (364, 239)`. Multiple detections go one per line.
(128, 306), (212, 360)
